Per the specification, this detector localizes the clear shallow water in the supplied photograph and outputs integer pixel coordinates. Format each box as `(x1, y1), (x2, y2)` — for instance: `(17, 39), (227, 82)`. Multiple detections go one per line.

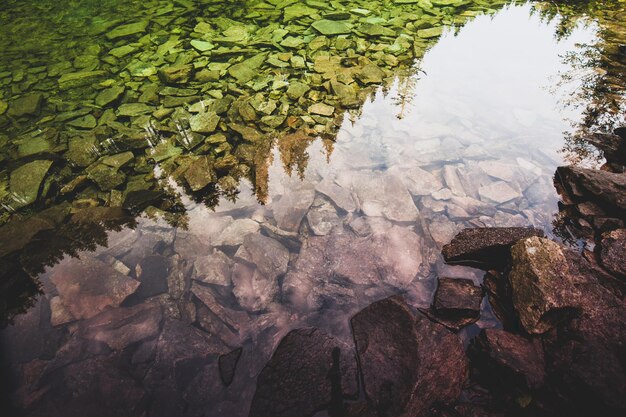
(0, 1), (622, 416)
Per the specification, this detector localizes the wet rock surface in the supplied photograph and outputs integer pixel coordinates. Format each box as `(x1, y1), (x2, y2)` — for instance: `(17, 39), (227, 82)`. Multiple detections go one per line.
(430, 277), (483, 330)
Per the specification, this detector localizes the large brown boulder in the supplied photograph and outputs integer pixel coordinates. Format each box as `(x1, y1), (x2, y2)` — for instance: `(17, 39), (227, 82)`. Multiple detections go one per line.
(351, 296), (467, 417)
(442, 227), (544, 269)
(599, 228), (626, 278)
(430, 277), (483, 331)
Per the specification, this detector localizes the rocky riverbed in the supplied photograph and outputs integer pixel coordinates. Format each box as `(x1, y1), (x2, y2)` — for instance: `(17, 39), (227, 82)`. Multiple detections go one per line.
(0, 0), (625, 416)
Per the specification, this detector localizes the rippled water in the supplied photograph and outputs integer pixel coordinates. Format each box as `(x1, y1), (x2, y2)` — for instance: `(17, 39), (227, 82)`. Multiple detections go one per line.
(0, 1), (624, 416)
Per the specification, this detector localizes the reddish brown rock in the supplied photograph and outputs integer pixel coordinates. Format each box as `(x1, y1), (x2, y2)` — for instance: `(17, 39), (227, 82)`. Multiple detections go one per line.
(599, 228), (626, 278)
(471, 329), (545, 390)
(50, 256), (140, 320)
(249, 327), (358, 417)
(442, 227), (544, 269)
(351, 296), (467, 417)
(431, 277), (483, 330)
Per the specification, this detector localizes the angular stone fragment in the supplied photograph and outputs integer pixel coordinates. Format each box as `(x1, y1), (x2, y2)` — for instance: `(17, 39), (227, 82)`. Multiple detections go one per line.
(95, 85), (125, 107)
(249, 328), (358, 417)
(272, 187), (316, 232)
(442, 227), (545, 269)
(8, 93), (43, 117)
(351, 297), (467, 416)
(79, 302), (163, 350)
(231, 262), (278, 312)
(228, 53), (267, 83)
(350, 172), (419, 222)
(432, 277), (483, 330)
(158, 64), (194, 84)
(50, 256), (140, 320)
(189, 110), (220, 133)
(478, 181), (520, 204)
(308, 102), (334, 116)
(214, 219), (259, 246)
(311, 20), (352, 35)
(241, 233), (289, 280)
(9, 160), (53, 208)
(316, 180), (357, 212)
(58, 70), (107, 89)
(106, 21), (148, 39)
(184, 156), (216, 191)
(194, 250), (232, 286)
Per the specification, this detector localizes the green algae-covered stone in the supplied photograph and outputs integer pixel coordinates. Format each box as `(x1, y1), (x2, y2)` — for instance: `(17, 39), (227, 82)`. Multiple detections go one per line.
(9, 160), (53, 207)
(311, 20), (353, 35)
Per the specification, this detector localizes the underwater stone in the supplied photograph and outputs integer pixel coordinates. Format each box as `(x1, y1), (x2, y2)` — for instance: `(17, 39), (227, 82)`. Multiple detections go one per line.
(66, 114), (97, 129)
(106, 21), (148, 40)
(286, 81), (310, 100)
(95, 85), (125, 107)
(9, 160), (53, 208)
(117, 103), (153, 117)
(418, 26), (444, 38)
(184, 156), (216, 191)
(58, 70), (106, 89)
(356, 62), (385, 84)
(308, 102), (335, 116)
(0, 99), (7, 114)
(158, 64), (194, 84)
(228, 53), (267, 83)
(190, 40), (215, 52)
(8, 93), (43, 117)
(311, 19), (353, 35)
(189, 110), (220, 133)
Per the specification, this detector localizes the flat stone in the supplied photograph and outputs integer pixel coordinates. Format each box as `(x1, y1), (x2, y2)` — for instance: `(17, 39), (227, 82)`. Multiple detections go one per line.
(308, 102), (334, 116)
(194, 250), (232, 286)
(158, 64), (194, 84)
(214, 219), (259, 246)
(50, 256), (139, 320)
(351, 296), (467, 416)
(478, 181), (521, 204)
(184, 156), (216, 191)
(228, 53), (267, 83)
(316, 180), (357, 212)
(95, 85), (125, 107)
(418, 26), (444, 38)
(599, 229), (626, 277)
(442, 227), (545, 269)
(58, 70), (107, 89)
(191, 282), (249, 332)
(231, 262), (278, 312)
(311, 19), (353, 35)
(8, 93), (43, 117)
(117, 102), (152, 117)
(307, 201), (340, 235)
(432, 277), (483, 330)
(9, 160), (53, 208)
(350, 172), (419, 222)
(79, 302), (163, 350)
(272, 187), (316, 232)
(249, 328), (358, 417)
(241, 233), (289, 280)
(389, 165), (443, 196)
(106, 21), (148, 40)
(67, 114), (97, 129)
(189, 110), (220, 133)
(356, 62), (385, 84)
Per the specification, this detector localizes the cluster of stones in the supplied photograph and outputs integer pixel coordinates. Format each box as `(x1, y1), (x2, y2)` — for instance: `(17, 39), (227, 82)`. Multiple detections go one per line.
(0, 0), (507, 228)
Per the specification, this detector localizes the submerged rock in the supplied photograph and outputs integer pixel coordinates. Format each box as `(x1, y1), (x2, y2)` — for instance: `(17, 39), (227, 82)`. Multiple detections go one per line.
(50, 256), (139, 320)
(249, 327), (358, 417)
(79, 301), (163, 350)
(556, 166), (626, 213)
(351, 296), (467, 417)
(442, 227), (545, 269)
(8, 93), (43, 117)
(272, 187), (316, 232)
